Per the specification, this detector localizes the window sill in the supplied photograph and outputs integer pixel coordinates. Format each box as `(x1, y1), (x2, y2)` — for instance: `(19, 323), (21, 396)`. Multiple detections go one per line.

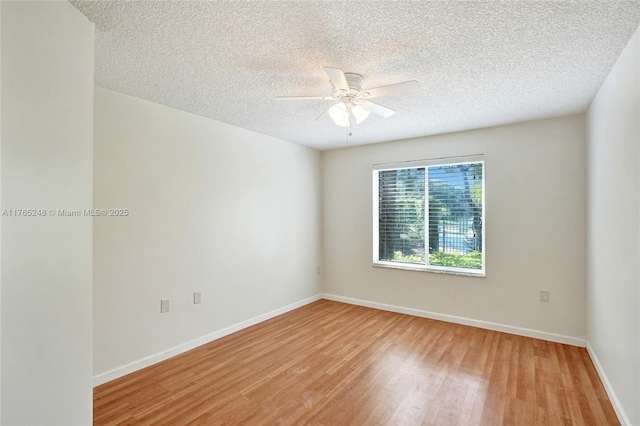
(373, 262), (485, 278)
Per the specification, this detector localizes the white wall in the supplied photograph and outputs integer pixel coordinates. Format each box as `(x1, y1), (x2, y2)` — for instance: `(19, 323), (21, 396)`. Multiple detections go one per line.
(0, 3), (3, 419)
(323, 115), (587, 339)
(586, 26), (640, 425)
(1, 2), (94, 424)
(93, 87), (322, 377)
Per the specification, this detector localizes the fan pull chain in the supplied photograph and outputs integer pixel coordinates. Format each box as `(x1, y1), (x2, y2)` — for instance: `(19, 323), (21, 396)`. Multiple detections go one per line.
(346, 121), (352, 144)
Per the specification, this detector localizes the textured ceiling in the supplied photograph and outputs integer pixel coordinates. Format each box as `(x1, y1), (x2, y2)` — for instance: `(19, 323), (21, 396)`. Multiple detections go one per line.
(71, 1), (640, 150)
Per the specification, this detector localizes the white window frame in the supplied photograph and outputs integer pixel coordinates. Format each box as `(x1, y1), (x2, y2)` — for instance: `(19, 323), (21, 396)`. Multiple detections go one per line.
(372, 155), (485, 277)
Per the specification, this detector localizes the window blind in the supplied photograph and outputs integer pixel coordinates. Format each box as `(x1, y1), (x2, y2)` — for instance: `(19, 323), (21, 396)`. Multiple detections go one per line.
(377, 168), (425, 264)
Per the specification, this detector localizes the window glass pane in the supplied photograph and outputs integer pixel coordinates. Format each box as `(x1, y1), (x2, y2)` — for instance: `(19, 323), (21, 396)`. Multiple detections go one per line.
(427, 163), (483, 270)
(378, 168), (425, 264)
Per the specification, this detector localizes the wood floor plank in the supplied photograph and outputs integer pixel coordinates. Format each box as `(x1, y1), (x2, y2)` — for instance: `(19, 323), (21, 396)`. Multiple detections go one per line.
(94, 300), (620, 425)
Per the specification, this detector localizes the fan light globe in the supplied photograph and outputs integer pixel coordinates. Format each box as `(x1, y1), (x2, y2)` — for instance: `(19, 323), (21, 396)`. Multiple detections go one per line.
(329, 103), (350, 126)
(352, 105), (371, 124)
(328, 103), (347, 121)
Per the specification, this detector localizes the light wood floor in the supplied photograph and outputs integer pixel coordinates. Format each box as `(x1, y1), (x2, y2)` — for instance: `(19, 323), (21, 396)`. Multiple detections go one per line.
(94, 300), (618, 425)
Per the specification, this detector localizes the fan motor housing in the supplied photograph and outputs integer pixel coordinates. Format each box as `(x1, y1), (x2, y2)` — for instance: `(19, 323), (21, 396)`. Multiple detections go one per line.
(344, 73), (364, 92)
(334, 73), (367, 106)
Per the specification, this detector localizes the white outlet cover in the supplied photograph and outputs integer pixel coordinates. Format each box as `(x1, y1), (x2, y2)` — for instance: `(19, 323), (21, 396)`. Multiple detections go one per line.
(194, 291), (201, 304)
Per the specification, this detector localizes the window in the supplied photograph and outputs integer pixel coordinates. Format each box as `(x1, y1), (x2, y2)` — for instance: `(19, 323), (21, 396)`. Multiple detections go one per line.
(373, 155), (484, 276)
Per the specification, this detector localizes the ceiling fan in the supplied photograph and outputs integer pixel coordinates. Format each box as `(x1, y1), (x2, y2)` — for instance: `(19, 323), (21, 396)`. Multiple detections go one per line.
(276, 67), (420, 127)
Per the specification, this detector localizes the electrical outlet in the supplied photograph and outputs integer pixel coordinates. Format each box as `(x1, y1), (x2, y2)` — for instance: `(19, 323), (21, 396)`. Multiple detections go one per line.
(193, 291), (202, 304)
(316, 265), (321, 275)
(161, 298), (170, 313)
(539, 290), (550, 303)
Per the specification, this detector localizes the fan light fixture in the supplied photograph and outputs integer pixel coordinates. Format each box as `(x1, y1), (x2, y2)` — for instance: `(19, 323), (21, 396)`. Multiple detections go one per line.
(327, 102), (372, 127)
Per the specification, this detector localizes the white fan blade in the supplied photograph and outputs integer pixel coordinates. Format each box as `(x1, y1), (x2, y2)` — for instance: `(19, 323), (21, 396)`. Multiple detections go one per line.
(324, 67), (350, 91)
(276, 96), (334, 100)
(315, 106), (332, 120)
(360, 100), (396, 118)
(361, 80), (420, 98)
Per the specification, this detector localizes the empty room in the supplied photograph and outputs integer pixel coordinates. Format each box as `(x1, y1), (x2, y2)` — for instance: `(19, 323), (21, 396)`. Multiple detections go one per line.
(2, 0), (640, 425)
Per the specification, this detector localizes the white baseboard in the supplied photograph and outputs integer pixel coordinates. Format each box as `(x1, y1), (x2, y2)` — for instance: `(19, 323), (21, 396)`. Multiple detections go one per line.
(94, 292), (587, 387)
(93, 294), (322, 387)
(321, 293), (586, 347)
(586, 342), (631, 426)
